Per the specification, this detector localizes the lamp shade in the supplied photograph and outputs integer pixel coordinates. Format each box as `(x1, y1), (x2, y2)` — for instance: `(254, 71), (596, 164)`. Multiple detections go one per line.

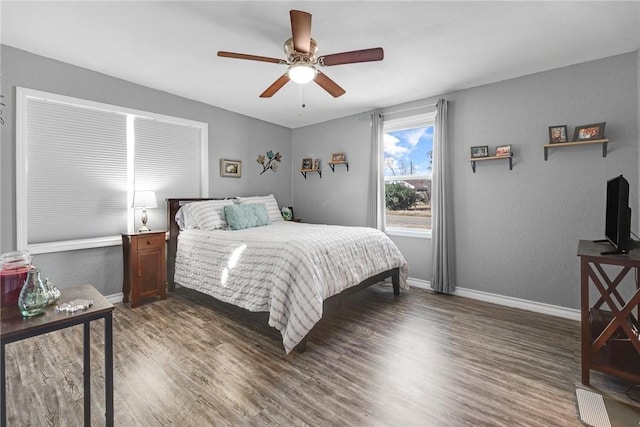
(288, 64), (316, 84)
(132, 191), (158, 209)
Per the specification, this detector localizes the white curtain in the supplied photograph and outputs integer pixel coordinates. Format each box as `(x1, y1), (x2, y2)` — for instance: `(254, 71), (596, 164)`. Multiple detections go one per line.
(431, 99), (455, 293)
(368, 112), (385, 231)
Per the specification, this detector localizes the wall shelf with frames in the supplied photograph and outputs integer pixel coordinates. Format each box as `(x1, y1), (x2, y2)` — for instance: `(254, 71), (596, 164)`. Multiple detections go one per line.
(300, 169), (321, 179)
(328, 161), (349, 172)
(543, 139), (608, 161)
(470, 154), (513, 173)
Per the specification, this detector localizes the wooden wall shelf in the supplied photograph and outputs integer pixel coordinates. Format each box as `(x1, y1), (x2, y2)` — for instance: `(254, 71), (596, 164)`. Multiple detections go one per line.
(544, 139), (608, 160)
(328, 161), (349, 172)
(470, 155), (512, 173)
(300, 169), (321, 179)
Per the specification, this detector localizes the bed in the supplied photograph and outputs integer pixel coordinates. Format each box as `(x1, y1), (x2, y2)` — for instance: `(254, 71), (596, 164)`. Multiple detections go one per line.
(166, 197), (409, 354)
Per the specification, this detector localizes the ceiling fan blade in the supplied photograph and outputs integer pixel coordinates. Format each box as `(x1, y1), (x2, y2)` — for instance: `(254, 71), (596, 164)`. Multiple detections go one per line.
(314, 71), (346, 98)
(318, 47), (384, 66)
(218, 51), (286, 65)
(290, 10), (312, 53)
(260, 74), (291, 98)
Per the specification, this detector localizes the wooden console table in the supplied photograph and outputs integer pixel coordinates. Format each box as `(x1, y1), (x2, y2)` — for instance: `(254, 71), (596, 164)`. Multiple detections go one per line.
(578, 240), (640, 385)
(0, 284), (114, 426)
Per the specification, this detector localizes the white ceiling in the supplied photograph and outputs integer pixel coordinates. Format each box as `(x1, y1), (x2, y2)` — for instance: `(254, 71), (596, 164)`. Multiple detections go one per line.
(2, 1), (639, 129)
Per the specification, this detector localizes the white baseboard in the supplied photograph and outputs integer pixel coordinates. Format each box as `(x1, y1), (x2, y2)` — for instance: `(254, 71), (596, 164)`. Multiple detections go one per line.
(407, 277), (432, 290)
(105, 292), (123, 305)
(105, 281), (580, 321)
(407, 277), (580, 321)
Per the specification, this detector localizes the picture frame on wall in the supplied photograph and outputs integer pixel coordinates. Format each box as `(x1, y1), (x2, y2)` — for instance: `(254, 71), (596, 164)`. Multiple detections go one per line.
(470, 145), (489, 158)
(312, 159), (320, 170)
(220, 159), (242, 178)
(495, 145), (512, 157)
(548, 125), (568, 143)
(573, 122), (606, 141)
(331, 152), (346, 163)
(301, 158), (313, 170)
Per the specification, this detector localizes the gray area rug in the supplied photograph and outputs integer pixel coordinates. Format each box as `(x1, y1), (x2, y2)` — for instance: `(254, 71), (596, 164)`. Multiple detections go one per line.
(576, 388), (640, 427)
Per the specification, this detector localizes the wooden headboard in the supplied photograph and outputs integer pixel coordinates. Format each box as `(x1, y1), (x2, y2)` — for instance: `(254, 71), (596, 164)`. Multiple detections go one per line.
(166, 198), (217, 291)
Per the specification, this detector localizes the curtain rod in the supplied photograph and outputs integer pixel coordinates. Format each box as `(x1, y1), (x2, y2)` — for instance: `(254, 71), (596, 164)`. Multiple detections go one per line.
(356, 99), (453, 121)
(379, 99), (452, 117)
(381, 103), (436, 116)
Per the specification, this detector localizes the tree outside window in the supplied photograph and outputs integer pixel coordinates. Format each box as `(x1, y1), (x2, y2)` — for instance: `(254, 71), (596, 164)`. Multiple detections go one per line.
(383, 113), (434, 233)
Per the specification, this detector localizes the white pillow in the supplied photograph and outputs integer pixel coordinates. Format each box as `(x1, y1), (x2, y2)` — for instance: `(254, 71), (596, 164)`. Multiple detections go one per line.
(185, 199), (235, 230)
(236, 194), (283, 223)
(174, 206), (192, 230)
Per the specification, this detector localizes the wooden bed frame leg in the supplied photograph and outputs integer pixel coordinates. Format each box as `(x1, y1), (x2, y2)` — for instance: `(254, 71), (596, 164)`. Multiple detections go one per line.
(167, 257), (176, 292)
(392, 268), (400, 296)
(295, 338), (308, 353)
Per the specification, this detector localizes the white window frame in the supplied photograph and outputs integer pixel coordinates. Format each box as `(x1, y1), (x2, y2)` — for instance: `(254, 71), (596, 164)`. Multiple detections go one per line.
(382, 111), (436, 239)
(16, 87), (208, 254)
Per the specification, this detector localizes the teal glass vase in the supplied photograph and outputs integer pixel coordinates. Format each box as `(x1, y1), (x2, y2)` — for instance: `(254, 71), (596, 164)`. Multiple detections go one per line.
(18, 268), (48, 317)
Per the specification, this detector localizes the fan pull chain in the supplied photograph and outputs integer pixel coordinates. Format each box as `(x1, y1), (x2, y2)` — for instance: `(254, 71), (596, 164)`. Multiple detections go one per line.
(300, 84), (306, 109)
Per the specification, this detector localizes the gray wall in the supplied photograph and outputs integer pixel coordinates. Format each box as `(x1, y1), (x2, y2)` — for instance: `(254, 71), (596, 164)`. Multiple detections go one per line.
(291, 115), (371, 226)
(451, 52), (637, 308)
(2, 44), (638, 310)
(1, 45), (291, 296)
(292, 51), (639, 309)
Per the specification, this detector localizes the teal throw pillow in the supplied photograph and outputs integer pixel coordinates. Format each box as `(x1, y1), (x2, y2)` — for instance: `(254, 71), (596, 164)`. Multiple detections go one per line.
(224, 203), (270, 230)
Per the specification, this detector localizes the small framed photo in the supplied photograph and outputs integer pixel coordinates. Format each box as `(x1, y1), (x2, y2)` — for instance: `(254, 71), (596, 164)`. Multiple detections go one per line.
(220, 159), (242, 178)
(548, 125), (568, 143)
(312, 159), (320, 170)
(281, 206), (294, 221)
(301, 158), (312, 170)
(331, 152), (346, 163)
(495, 145), (512, 157)
(574, 122), (606, 141)
(470, 146), (489, 158)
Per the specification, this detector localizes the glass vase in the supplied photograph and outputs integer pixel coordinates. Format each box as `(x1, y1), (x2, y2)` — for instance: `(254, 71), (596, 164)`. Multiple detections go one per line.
(18, 268), (48, 317)
(42, 276), (61, 306)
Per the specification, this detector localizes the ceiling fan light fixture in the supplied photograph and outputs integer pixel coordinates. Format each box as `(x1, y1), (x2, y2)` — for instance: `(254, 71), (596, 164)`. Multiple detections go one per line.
(219, 11), (382, 98)
(288, 64), (316, 84)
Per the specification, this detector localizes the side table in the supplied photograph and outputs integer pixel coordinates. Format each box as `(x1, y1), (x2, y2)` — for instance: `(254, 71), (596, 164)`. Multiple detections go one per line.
(0, 284), (114, 427)
(578, 240), (640, 385)
(122, 231), (167, 308)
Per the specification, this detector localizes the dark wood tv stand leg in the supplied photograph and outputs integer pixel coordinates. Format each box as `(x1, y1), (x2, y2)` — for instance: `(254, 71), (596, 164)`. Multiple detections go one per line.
(578, 240), (640, 385)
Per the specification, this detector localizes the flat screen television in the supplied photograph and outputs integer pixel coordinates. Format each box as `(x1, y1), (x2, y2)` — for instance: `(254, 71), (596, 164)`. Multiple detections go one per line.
(602, 175), (633, 254)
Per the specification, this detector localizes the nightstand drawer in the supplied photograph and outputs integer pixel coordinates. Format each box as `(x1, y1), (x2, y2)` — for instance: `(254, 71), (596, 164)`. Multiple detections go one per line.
(136, 233), (165, 250)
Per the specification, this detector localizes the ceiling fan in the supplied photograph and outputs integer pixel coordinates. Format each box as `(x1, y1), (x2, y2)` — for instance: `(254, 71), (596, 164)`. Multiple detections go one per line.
(217, 10), (384, 98)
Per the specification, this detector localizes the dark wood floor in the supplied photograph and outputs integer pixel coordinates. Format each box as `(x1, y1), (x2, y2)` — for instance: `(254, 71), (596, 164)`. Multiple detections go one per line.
(3, 284), (638, 426)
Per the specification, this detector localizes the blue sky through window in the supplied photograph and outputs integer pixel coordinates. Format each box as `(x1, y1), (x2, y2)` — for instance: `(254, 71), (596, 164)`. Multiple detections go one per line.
(384, 126), (434, 177)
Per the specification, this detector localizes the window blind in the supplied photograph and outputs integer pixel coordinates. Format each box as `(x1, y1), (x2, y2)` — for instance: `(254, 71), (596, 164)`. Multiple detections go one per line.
(134, 117), (203, 231)
(17, 88), (208, 253)
(25, 98), (128, 244)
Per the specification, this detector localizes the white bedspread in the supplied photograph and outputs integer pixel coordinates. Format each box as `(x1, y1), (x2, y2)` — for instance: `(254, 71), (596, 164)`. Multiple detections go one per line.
(174, 222), (408, 353)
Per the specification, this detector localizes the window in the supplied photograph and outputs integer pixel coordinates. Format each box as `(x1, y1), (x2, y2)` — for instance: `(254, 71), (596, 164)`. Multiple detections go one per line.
(383, 112), (435, 238)
(17, 87), (208, 254)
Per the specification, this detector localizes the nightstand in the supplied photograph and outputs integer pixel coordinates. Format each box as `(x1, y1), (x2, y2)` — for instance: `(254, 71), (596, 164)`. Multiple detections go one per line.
(121, 231), (167, 308)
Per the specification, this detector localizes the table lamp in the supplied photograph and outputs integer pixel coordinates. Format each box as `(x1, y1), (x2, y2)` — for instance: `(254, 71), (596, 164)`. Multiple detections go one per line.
(132, 191), (158, 232)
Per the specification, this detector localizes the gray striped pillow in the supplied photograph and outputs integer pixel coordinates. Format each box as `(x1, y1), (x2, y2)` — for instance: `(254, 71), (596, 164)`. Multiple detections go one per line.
(187, 199), (235, 230)
(236, 194), (283, 223)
